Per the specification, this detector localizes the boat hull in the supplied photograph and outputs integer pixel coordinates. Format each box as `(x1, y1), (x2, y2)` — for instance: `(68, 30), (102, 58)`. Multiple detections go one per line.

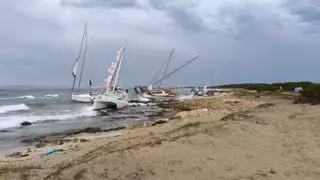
(93, 99), (128, 110)
(92, 92), (128, 110)
(71, 94), (92, 103)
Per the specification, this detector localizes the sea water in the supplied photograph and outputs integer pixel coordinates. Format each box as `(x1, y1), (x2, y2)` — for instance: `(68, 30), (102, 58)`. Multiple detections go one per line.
(0, 89), (154, 154)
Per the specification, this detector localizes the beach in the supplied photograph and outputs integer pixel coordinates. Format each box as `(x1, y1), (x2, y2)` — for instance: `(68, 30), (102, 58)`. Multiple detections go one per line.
(1, 91), (320, 180)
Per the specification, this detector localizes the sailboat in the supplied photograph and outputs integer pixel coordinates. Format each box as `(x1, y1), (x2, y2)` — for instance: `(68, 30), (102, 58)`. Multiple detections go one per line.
(71, 23), (93, 103)
(136, 51), (200, 101)
(93, 47), (128, 110)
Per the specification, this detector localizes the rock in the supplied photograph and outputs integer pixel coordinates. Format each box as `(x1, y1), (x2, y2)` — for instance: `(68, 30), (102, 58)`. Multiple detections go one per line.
(6, 152), (22, 158)
(256, 103), (274, 109)
(169, 115), (182, 120)
(256, 120), (268, 125)
(151, 119), (169, 126)
(50, 138), (64, 145)
(36, 140), (48, 148)
(0, 130), (12, 133)
(128, 123), (149, 130)
(5, 152), (28, 158)
(270, 169), (276, 174)
(80, 139), (89, 142)
(19, 154), (29, 157)
(154, 139), (162, 145)
(21, 121), (32, 126)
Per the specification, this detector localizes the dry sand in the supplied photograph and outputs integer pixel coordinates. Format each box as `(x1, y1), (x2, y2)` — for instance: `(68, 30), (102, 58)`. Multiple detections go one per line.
(1, 92), (320, 180)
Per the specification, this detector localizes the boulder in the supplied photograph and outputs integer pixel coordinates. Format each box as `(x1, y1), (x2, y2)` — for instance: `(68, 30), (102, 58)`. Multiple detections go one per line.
(21, 121), (32, 126)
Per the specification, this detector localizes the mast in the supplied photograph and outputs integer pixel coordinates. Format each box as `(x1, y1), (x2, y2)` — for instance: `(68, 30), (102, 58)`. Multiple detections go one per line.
(151, 55), (200, 86)
(151, 63), (165, 85)
(71, 23), (87, 94)
(112, 47), (125, 92)
(159, 49), (175, 87)
(77, 22), (88, 93)
(150, 49), (175, 87)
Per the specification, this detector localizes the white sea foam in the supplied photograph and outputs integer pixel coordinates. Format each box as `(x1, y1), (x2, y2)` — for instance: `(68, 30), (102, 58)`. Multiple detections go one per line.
(0, 95), (36, 100)
(129, 103), (147, 106)
(43, 94), (59, 98)
(0, 104), (30, 114)
(17, 95), (35, 99)
(0, 106), (96, 129)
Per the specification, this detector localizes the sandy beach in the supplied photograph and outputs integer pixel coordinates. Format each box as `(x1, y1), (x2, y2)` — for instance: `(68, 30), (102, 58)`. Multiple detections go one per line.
(1, 91), (320, 180)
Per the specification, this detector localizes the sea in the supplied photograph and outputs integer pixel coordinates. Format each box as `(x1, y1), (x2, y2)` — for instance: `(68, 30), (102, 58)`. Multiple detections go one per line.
(0, 89), (157, 154)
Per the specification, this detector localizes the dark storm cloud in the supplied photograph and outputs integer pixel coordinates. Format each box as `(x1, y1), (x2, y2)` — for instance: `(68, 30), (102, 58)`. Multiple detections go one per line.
(2, 0), (320, 88)
(284, 0), (320, 28)
(148, 0), (205, 32)
(60, 0), (138, 9)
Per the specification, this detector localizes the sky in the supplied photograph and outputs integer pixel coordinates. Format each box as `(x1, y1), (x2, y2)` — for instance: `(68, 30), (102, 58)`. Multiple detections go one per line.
(0, 0), (320, 88)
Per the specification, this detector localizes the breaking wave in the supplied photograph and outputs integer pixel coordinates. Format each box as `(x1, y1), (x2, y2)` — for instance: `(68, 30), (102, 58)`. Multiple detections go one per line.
(0, 95), (35, 100)
(0, 106), (96, 129)
(0, 104), (30, 114)
(43, 94), (59, 98)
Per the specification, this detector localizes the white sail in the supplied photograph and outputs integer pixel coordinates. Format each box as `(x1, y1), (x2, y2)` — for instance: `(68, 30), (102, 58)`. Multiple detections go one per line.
(72, 59), (80, 77)
(105, 47), (125, 93)
(112, 47), (125, 91)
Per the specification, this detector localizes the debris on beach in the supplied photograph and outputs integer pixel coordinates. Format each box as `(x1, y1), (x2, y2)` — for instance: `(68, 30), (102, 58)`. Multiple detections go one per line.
(42, 147), (64, 157)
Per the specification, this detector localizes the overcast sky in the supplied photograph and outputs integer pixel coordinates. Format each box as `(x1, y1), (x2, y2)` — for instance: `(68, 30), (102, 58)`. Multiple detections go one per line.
(0, 0), (319, 88)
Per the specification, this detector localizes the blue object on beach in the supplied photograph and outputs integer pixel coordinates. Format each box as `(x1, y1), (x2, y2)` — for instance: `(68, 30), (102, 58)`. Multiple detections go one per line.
(43, 147), (64, 156)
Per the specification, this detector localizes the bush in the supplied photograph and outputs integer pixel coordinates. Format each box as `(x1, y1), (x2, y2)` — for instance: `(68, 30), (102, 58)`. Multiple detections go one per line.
(299, 84), (320, 105)
(216, 81), (320, 105)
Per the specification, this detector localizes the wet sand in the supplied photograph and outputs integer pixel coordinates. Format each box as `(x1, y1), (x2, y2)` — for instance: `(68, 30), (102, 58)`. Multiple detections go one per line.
(1, 91), (320, 180)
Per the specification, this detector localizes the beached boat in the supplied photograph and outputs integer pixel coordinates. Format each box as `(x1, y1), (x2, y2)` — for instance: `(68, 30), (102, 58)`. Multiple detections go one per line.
(71, 23), (95, 103)
(93, 47), (128, 110)
(93, 92), (128, 110)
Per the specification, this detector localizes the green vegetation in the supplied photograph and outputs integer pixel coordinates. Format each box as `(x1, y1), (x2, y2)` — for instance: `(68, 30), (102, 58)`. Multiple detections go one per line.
(215, 82), (320, 105)
(216, 81), (314, 92)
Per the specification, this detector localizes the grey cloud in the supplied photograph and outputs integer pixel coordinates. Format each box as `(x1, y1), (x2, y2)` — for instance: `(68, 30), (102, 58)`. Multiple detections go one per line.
(284, 0), (320, 26)
(147, 0), (205, 32)
(214, 4), (281, 38)
(167, 8), (204, 32)
(60, 0), (138, 9)
(2, 0), (320, 88)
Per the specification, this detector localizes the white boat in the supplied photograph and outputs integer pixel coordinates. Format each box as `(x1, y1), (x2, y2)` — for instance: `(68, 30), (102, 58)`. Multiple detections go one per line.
(142, 89), (173, 99)
(139, 52), (200, 101)
(71, 23), (96, 103)
(93, 47), (128, 110)
(137, 95), (150, 102)
(93, 93), (128, 110)
(71, 93), (92, 103)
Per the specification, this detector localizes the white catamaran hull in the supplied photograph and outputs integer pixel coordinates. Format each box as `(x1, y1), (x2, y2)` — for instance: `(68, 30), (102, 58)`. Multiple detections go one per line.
(93, 99), (128, 110)
(71, 94), (92, 103)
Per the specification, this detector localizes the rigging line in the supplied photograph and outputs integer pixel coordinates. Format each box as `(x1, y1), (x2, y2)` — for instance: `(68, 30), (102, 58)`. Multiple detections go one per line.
(159, 49), (175, 87)
(72, 22), (87, 93)
(77, 22), (88, 92)
(151, 55), (200, 86)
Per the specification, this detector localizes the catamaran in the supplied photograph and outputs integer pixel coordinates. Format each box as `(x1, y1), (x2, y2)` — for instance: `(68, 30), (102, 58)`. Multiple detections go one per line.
(93, 47), (128, 110)
(71, 23), (94, 103)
